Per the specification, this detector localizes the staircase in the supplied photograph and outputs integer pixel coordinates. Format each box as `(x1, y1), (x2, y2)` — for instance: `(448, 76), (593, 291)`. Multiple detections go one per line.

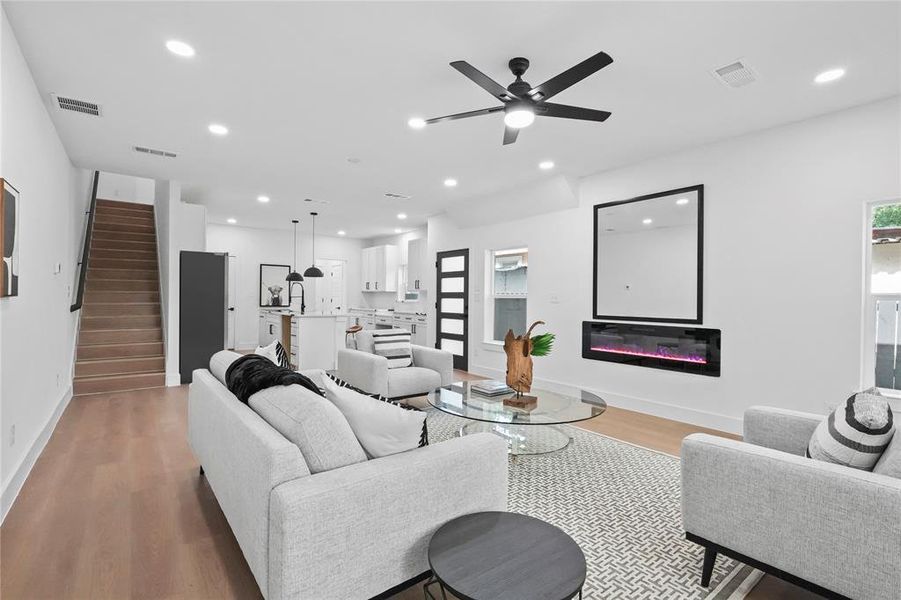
(74, 199), (165, 395)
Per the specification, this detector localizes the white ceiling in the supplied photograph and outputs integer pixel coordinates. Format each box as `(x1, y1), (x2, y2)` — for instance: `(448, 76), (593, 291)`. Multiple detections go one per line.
(5, 1), (899, 238)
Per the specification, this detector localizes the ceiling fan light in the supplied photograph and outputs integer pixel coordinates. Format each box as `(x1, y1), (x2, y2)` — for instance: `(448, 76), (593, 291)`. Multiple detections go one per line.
(504, 108), (535, 129)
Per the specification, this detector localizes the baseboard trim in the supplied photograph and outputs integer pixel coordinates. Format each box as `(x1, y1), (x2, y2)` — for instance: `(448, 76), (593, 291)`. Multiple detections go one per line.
(469, 365), (743, 434)
(166, 373), (181, 387)
(1, 385), (73, 524)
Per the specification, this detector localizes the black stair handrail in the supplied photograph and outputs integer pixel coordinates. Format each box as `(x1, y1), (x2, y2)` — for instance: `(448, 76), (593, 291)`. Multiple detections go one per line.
(70, 171), (100, 312)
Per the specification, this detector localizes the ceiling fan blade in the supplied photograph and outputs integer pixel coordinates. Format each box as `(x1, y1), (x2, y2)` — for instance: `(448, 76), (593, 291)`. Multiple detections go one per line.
(450, 61), (518, 102)
(503, 126), (519, 145)
(536, 102), (611, 122)
(527, 51), (613, 102)
(425, 106), (504, 125)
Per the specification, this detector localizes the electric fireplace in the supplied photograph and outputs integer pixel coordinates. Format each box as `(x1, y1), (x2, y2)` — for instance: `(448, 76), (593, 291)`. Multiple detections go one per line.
(582, 321), (721, 376)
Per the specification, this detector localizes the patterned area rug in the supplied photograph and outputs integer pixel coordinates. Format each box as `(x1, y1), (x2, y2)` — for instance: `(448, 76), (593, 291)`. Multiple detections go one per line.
(426, 410), (762, 600)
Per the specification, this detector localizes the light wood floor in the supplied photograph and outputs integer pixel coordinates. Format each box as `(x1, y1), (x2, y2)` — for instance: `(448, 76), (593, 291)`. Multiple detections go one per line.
(0, 375), (822, 600)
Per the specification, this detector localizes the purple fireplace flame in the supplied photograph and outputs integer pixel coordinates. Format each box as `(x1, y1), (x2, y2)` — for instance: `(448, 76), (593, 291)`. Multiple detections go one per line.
(589, 343), (708, 364)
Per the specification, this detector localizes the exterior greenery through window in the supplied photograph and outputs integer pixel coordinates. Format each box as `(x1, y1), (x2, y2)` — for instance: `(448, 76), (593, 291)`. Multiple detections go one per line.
(487, 248), (528, 343)
(873, 204), (901, 228)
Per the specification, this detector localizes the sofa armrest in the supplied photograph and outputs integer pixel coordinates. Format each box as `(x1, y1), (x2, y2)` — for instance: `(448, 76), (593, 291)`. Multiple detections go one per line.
(743, 406), (823, 455)
(336, 348), (389, 396)
(268, 433), (508, 600)
(682, 434), (901, 600)
(411, 344), (454, 386)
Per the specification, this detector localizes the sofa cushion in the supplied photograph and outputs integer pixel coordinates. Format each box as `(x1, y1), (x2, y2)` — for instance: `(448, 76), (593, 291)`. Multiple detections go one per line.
(210, 350), (242, 385)
(807, 388), (894, 470)
(873, 429), (901, 478)
(321, 375), (427, 458)
(388, 367), (442, 399)
(371, 329), (413, 369)
(302, 369), (428, 448)
(249, 384), (367, 474)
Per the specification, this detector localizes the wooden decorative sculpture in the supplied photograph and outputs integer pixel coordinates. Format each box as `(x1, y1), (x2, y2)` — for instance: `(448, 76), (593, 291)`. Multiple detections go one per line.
(504, 320), (555, 395)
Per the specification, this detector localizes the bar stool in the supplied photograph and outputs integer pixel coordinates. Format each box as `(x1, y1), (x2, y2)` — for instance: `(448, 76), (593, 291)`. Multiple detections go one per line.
(345, 324), (363, 349)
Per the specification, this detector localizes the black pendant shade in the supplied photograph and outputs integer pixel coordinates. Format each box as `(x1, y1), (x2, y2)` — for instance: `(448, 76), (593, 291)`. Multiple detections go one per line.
(304, 212), (324, 278)
(286, 219), (303, 283)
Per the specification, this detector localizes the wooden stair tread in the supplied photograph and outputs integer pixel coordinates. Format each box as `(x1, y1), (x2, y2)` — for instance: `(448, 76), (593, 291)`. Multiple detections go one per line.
(76, 356), (164, 364)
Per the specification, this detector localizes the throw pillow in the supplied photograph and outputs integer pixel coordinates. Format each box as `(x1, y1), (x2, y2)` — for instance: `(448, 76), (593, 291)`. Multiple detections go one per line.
(249, 384), (367, 474)
(255, 339), (290, 368)
(321, 374), (428, 458)
(209, 350), (242, 386)
(371, 329), (413, 369)
(807, 388), (895, 470)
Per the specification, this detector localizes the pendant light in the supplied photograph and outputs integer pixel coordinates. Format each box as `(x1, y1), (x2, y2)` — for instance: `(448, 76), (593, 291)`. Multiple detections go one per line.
(286, 219), (303, 283)
(303, 212), (324, 278)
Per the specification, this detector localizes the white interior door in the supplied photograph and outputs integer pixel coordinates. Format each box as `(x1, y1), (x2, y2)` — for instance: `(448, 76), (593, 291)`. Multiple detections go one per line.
(316, 259), (346, 314)
(227, 254), (237, 349)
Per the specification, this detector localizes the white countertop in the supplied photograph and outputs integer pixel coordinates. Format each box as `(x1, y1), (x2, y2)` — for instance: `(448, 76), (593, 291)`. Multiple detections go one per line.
(260, 309), (345, 319)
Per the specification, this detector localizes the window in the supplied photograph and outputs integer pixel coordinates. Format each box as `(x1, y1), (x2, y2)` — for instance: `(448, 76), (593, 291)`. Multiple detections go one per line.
(485, 248), (528, 343)
(867, 202), (901, 394)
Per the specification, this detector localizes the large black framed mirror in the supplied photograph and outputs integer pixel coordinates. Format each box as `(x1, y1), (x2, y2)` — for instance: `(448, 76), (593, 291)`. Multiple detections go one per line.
(592, 184), (703, 323)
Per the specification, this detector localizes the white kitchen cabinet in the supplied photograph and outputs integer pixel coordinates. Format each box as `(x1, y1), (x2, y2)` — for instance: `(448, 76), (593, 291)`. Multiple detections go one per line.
(406, 238), (428, 291)
(259, 311), (282, 346)
(361, 245), (398, 292)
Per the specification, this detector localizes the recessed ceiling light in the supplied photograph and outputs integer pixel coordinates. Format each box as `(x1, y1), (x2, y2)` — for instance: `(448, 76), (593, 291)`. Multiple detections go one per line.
(444, 178), (458, 188)
(208, 123), (229, 136)
(394, 228), (403, 234)
(408, 117), (426, 129)
(642, 218), (653, 225)
(227, 218), (237, 224)
(337, 230), (346, 236)
(539, 160), (555, 170)
(504, 107), (535, 129)
(397, 213), (407, 220)
(814, 68), (845, 84)
(166, 40), (195, 57)
(675, 198), (689, 206)
(257, 195), (270, 203)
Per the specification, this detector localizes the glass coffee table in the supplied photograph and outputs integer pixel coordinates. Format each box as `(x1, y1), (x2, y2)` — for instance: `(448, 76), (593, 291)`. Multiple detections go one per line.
(427, 382), (606, 455)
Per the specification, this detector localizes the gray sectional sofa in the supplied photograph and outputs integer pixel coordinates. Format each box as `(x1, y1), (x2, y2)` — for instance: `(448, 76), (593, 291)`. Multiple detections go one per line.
(187, 368), (508, 599)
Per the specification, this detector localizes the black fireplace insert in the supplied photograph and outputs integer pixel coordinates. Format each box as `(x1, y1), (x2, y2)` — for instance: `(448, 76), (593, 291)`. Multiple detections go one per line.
(582, 321), (721, 377)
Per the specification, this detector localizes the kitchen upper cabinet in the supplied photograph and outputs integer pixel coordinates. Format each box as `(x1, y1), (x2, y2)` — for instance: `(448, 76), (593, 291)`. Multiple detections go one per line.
(406, 238), (428, 291)
(361, 245), (398, 292)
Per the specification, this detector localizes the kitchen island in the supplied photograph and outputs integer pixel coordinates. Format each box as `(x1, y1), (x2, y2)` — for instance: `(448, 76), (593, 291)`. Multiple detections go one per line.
(259, 309), (346, 370)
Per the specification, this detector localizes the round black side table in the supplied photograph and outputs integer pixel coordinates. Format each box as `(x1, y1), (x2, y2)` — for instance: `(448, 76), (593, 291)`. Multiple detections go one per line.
(425, 511), (586, 600)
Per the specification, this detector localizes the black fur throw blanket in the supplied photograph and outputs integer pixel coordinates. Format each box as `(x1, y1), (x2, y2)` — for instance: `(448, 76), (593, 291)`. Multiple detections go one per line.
(225, 354), (323, 404)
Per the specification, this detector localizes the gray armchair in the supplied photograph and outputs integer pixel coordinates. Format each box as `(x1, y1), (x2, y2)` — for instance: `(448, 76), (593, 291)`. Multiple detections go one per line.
(337, 329), (453, 399)
(681, 406), (901, 600)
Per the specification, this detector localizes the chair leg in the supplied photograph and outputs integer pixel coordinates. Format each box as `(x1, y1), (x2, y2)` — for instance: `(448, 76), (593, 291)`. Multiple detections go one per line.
(199, 465), (205, 476)
(701, 546), (717, 587)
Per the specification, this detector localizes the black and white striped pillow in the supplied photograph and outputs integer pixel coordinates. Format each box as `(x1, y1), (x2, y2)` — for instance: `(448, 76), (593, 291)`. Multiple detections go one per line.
(371, 329), (412, 369)
(807, 388), (895, 470)
(254, 340), (291, 369)
(326, 373), (428, 447)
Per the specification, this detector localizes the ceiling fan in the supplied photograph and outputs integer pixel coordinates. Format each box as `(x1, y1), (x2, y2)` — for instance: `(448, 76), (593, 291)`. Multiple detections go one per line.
(420, 51), (613, 145)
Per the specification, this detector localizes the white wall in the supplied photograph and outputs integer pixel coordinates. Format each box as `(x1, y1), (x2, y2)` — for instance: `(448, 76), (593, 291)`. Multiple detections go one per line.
(206, 224), (363, 349)
(0, 8), (90, 520)
(154, 181), (206, 384)
(428, 97), (901, 433)
(97, 171), (154, 205)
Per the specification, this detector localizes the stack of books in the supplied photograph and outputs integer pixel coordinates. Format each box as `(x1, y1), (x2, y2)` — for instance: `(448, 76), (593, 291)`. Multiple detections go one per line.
(470, 380), (513, 397)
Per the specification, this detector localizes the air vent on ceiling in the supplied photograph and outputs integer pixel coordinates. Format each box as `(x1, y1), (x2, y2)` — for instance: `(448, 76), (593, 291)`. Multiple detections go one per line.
(711, 59), (757, 88)
(133, 145), (177, 158)
(52, 94), (101, 116)
(304, 198), (330, 205)
(384, 192), (412, 200)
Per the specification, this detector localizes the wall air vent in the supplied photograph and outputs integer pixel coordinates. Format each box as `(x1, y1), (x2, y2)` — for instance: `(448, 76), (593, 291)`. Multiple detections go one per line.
(384, 192), (412, 200)
(52, 94), (101, 116)
(133, 146), (177, 158)
(711, 60), (757, 88)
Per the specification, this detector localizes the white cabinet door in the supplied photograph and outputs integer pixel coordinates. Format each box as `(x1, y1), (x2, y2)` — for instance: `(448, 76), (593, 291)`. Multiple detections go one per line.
(411, 321), (428, 346)
(407, 238), (427, 291)
(361, 247), (375, 292)
(362, 245), (398, 292)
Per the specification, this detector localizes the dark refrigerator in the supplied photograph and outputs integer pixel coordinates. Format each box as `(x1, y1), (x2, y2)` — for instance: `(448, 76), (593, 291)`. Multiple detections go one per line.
(180, 251), (228, 383)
